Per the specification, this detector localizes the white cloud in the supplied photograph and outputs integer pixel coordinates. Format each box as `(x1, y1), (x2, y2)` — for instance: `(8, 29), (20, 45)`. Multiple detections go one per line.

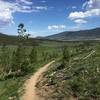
(48, 25), (66, 30)
(68, 0), (100, 27)
(16, 0), (33, 5)
(83, 0), (100, 9)
(15, 4), (47, 13)
(40, 0), (46, 3)
(69, 11), (85, 19)
(0, 1), (15, 27)
(0, 0), (47, 28)
(69, 9), (100, 20)
(34, 6), (47, 10)
(74, 19), (87, 24)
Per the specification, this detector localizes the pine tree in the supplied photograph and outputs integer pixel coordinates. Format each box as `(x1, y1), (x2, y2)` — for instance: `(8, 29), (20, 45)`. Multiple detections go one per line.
(29, 47), (37, 64)
(18, 23), (30, 45)
(11, 45), (24, 71)
(0, 44), (10, 73)
(11, 23), (29, 73)
(62, 46), (70, 67)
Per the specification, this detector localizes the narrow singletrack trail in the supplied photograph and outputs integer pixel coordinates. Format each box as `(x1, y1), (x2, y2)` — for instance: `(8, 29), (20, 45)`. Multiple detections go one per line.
(22, 60), (55, 100)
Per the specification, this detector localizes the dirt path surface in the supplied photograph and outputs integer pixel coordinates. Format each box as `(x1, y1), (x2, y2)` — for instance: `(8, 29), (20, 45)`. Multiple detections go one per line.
(22, 61), (55, 100)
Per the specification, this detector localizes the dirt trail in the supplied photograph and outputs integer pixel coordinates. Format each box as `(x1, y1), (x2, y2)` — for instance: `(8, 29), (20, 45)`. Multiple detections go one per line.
(22, 61), (55, 100)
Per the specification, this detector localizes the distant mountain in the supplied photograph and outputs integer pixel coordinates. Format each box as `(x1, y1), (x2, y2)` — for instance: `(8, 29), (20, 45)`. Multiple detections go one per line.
(46, 28), (100, 41)
(0, 33), (58, 45)
(0, 33), (14, 44)
(0, 33), (41, 45)
(0, 27), (100, 45)
(0, 33), (8, 37)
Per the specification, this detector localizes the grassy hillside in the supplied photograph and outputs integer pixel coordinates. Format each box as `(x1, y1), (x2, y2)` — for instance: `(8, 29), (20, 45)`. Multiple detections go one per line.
(1, 27), (100, 46)
(46, 27), (100, 41)
(36, 41), (100, 100)
(0, 34), (100, 99)
(0, 40), (62, 100)
(0, 32), (64, 46)
(0, 33), (41, 45)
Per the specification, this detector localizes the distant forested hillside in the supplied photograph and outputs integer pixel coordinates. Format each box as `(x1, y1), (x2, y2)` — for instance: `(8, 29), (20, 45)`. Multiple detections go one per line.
(46, 27), (100, 41)
(0, 33), (41, 45)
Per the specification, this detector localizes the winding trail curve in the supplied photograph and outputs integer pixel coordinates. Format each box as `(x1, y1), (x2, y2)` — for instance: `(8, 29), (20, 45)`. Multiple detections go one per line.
(22, 60), (55, 100)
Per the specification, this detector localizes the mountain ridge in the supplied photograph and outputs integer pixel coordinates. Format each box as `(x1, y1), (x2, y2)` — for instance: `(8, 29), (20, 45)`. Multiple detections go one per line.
(46, 27), (100, 41)
(0, 27), (100, 45)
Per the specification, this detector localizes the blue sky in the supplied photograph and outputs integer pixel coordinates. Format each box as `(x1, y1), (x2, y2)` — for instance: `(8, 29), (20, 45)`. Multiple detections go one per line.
(0, 0), (100, 37)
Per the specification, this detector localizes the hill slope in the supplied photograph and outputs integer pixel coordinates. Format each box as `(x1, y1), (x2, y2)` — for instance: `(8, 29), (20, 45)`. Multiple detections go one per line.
(46, 28), (100, 41)
(0, 33), (44, 45)
(36, 42), (100, 100)
(0, 33), (62, 45)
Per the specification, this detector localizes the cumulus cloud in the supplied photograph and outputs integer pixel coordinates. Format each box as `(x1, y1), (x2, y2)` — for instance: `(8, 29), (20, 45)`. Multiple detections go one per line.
(69, 9), (100, 20)
(48, 25), (66, 30)
(0, 1), (15, 27)
(83, 0), (100, 9)
(74, 19), (87, 24)
(68, 0), (100, 26)
(0, 0), (47, 28)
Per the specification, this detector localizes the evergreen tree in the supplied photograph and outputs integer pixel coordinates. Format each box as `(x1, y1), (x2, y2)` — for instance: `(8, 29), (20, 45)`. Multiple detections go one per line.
(0, 44), (10, 73)
(11, 23), (29, 73)
(62, 46), (70, 66)
(11, 45), (24, 71)
(29, 47), (37, 64)
(18, 23), (26, 37)
(18, 23), (30, 45)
